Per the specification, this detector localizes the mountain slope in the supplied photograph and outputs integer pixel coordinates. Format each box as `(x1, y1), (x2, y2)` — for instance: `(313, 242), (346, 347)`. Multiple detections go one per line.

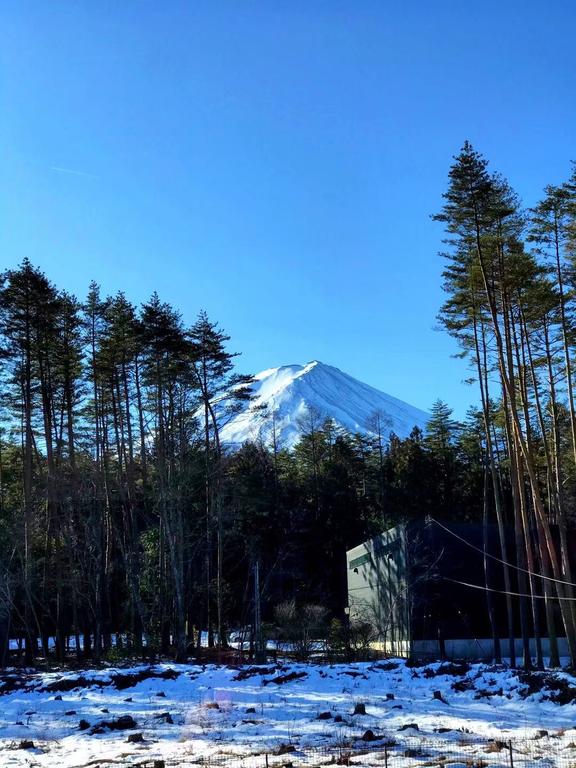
(220, 361), (429, 449)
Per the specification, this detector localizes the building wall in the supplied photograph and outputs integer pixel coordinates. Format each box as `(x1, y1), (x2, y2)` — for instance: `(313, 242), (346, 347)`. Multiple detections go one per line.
(409, 522), (512, 641)
(412, 637), (569, 661)
(346, 525), (411, 655)
(346, 521), (533, 659)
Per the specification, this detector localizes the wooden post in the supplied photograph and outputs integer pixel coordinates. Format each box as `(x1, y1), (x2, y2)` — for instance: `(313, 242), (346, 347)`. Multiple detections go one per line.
(254, 560), (266, 664)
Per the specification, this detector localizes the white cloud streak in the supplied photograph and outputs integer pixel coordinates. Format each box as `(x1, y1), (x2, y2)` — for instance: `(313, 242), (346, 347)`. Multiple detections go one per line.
(50, 166), (99, 179)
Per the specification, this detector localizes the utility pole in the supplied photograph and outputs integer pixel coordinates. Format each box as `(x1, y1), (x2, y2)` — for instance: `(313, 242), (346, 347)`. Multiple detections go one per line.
(254, 559), (266, 664)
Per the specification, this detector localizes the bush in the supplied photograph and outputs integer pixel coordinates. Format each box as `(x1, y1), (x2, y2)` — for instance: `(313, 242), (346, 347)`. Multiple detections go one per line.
(273, 600), (329, 660)
(327, 617), (376, 661)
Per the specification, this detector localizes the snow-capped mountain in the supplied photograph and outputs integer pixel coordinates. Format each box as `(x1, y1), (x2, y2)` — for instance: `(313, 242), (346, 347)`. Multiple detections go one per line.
(220, 360), (429, 449)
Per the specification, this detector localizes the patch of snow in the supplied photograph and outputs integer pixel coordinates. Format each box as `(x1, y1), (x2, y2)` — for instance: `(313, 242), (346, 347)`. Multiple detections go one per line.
(221, 361), (429, 449)
(0, 659), (574, 767)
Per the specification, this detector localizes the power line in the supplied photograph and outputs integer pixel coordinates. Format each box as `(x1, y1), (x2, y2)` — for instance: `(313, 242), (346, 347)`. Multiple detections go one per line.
(444, 577), (576, 601)
(428, 516), (576, 590)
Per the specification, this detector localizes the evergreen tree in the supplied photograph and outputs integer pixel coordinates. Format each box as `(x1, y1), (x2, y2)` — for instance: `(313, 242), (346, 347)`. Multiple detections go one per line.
(188, 310), (252, 648)
(425, 400), (461, 514)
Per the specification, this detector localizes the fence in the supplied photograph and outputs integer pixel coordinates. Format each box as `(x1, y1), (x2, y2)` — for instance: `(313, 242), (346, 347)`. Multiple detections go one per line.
(132, 733), (575, 768)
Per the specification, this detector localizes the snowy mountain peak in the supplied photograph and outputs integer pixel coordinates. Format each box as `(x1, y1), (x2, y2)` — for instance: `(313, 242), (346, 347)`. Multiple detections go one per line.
(220, 361), (429, 450)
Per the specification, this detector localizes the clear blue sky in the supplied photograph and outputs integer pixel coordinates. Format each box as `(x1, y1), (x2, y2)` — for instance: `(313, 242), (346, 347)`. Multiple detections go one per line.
(1, 1), (574, 418)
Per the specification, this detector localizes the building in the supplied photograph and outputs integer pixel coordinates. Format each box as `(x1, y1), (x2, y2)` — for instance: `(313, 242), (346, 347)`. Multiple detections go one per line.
(346, 519), (568, 660)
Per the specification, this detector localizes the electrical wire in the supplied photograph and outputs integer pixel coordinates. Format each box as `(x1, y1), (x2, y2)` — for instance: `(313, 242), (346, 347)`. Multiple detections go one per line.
(443, 576), (576, 601)
(428, 516), (576, 590)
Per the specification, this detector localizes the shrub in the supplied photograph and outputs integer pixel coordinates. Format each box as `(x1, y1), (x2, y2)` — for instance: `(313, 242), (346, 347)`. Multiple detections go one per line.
(273, 600), (329, 660)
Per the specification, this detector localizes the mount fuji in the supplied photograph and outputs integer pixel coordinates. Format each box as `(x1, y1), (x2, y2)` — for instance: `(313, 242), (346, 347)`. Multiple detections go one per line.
(220, 361), (429, 450)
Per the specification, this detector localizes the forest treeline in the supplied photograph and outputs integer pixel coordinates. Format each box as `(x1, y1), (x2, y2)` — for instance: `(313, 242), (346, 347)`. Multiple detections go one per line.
(1, 143), (576, 669)
(0, 260), (481, 666)
(435, 144), (576, 669)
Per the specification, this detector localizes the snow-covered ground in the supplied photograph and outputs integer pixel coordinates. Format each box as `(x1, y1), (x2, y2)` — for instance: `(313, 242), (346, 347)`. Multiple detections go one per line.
(0, 659), (574, 767)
